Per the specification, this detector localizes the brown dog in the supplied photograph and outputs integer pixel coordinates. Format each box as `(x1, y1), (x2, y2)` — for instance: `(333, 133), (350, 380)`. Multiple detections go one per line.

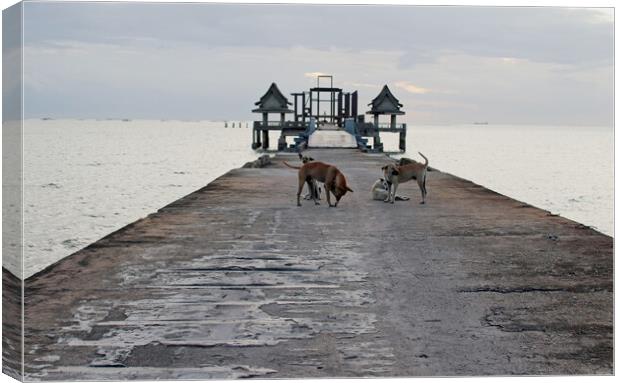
(382, 152), (428, 204)
(283, 161), (353, 207)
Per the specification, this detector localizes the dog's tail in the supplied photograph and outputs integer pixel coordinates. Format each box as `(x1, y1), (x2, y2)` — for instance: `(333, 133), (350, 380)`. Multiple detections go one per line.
(283, 161), (301, 170)
(418, 152), (429, 167)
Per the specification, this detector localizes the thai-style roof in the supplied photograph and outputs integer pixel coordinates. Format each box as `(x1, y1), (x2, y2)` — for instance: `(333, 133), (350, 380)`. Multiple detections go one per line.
(252, 82), (293, 113)
(366, 85), (405, 115)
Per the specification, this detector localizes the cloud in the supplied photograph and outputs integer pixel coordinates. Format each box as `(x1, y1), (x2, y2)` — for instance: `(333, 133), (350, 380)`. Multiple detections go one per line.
(499, 57), (522, 64)
(577, 8), (613, 24)
(19, 2), (613, 126)
(23, 3), (613, 68)
(344, 82), (379, 89)
(394, 81), (431, 94)
(304, 72), (329, 78)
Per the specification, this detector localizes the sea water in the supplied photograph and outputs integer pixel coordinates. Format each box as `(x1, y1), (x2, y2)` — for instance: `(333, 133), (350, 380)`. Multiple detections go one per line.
(385, 124), (613, 237)
(19, 119), (256, 278)
(9, 120), (614, 278)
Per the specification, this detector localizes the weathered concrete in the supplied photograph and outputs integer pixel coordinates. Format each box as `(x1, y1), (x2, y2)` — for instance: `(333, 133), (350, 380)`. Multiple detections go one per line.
(6, 149), (613, 380)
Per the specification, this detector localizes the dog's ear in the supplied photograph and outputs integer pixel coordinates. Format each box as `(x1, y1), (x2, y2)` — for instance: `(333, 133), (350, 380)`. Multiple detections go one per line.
(392, 170), (400, 176)
(346, 186), (354, 193)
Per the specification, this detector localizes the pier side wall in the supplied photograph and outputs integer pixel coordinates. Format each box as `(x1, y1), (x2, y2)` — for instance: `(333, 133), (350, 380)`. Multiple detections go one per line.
(3, 2), (25, 380)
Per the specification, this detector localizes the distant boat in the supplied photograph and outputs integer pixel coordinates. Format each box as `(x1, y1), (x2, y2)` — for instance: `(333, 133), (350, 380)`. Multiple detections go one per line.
(473, 121), (488, 125)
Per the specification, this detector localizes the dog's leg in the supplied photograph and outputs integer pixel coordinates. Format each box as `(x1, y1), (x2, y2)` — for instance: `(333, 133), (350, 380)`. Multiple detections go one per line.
(303, 177), (313, 200)
(315, 182), (322, 201)
(325, 183), (334, 207)
(297, 176), (305, 207)
(417, 175), (426, 204)
(390, 182), (398, 204)
(311, 182), (320, 205)
(383, 184), (391, 203)
(307, 179), (320, 205)
(311, 181), (321, 201)
(303, 184), (311, 200)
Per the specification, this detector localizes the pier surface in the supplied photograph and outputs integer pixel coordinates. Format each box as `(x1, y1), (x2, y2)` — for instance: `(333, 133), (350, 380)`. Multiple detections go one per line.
(9, 149), (613, 379)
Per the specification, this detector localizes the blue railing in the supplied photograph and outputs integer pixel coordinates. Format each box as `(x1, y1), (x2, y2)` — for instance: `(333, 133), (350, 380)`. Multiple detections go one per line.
(375, 122), (406, 130)
(253, 121), (308, 130)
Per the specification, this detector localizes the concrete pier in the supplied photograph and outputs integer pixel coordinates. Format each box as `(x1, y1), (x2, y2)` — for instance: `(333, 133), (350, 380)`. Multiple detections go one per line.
(5, 149), (613, 380)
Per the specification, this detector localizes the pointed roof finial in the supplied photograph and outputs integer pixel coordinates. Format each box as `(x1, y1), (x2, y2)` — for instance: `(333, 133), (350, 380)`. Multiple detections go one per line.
(252, 83), (293, 113)
(367, 85), (405, 115)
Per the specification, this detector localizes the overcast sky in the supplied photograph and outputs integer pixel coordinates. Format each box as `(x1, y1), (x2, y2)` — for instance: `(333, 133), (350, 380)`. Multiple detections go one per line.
(17, 2), (614, 125)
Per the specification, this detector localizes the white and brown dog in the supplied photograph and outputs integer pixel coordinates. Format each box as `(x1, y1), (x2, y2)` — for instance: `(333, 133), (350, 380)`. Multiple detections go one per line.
(370, 178), (389, 201)
(382, 152), (429, 204)
(298, 153), (322, 201)
(371, 178), (410, 202)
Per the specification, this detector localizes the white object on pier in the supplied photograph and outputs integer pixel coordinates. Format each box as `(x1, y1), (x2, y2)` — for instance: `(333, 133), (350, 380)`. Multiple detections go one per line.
(308, 130), (357, 148)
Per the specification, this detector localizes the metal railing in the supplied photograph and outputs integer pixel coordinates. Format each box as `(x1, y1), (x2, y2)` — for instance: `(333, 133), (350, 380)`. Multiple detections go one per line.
(253, 121), (308, 130)
(375, 122), (406, 131)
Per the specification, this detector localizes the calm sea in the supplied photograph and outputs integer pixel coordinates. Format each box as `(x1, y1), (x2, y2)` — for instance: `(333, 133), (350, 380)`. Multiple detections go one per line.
(10, 120), (613, 278)
(393, 124), (613, 239)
